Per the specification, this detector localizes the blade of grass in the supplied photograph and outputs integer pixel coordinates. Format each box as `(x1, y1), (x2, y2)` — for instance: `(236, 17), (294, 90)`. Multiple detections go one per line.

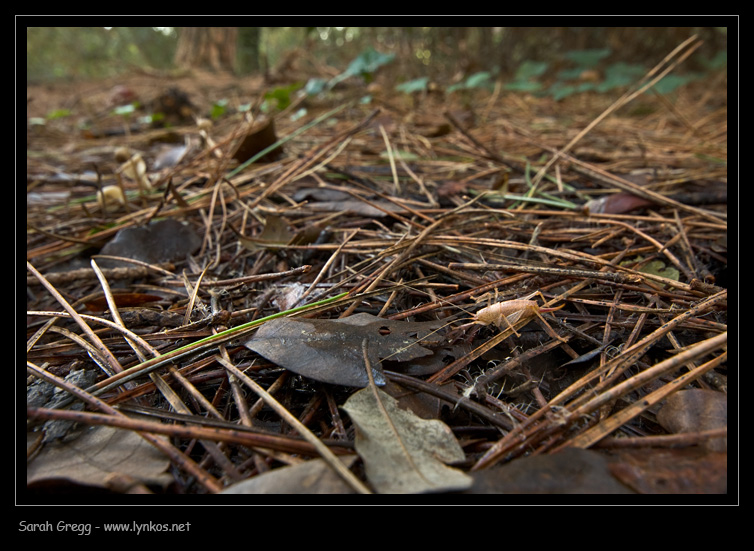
(81, 292), (350, 399)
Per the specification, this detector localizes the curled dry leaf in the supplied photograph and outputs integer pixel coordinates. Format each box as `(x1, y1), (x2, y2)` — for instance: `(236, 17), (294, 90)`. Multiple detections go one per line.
(232, 117), (283, 164)
(232, 215), (294, 251)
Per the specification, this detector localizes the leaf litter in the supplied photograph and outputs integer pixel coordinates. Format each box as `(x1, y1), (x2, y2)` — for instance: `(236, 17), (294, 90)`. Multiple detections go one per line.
(26, 37), (728, 495)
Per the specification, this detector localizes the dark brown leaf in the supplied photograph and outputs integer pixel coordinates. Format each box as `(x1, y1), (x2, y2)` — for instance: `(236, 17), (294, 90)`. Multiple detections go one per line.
(608, 448), (727, 494)
(465, 448), (634, 494)
(232, 117), (282, 163)
(97, 219), (201, 268)
(245, 313), (445, 387)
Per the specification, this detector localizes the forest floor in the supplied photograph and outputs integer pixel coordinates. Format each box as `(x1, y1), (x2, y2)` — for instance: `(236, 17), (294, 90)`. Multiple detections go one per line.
(25, 64), (728, 497)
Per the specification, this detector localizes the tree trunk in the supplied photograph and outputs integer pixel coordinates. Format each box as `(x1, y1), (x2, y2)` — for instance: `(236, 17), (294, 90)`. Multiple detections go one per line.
(175, 27), (238, 73)
(237, 27), (262, 74)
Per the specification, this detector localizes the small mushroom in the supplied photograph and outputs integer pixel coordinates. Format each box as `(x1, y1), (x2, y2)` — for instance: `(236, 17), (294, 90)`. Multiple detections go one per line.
(118, 153), (152, 191)
(97, 185), (126, 213)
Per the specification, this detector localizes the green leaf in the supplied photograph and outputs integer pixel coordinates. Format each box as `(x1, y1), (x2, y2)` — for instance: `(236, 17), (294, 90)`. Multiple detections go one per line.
(598, 62), (646, 91)
(46, 108), (72, 119)
(396, 77), (429, 94)
(465, 71), (493, 89)
(289, 107), (307, 122)
(112, 104), (136, 116)
(652, 73), (700, 94)
(504, 80), (543, 92)
(514, 60), (549, 80)
(640, 260), (680, 282)
(263, 82), (303, 111)
(343, 47), (395, 78)
(557, 67), (587, 81)
(621, 256), (679, 287)
(549, 82), (578, 100)
(565, 48), (611, 68)
(328, 47), (395, 89)
(304, 77), (328, 95)
(210, 99), (228, 119)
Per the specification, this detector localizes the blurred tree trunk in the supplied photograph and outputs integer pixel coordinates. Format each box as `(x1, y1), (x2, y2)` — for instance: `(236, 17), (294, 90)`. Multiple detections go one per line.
(175, 27), (238, 73)
(237, 27), (261, 74)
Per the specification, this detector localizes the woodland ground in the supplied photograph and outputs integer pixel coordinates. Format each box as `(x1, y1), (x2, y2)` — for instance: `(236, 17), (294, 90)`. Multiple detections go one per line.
(25, 65), (729, 498)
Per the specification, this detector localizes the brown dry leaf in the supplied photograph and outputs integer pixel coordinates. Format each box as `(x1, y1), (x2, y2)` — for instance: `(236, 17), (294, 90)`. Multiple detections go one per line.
(97, 218), (201, 268)
(245, 313), (445, 387)
(292, 187), (400, 217)
(343, 387), (471, 494)
(220, 456), (359, 494)
(84, 292), (163, 312)
(657, 389), (727, 452)
(27, 426), (172, 491)
(233, 215), (294, 251)
(466, 448), (634, 494)
(153, 143), (189, 170)
(608, 448), (727, 494)
(304, 199), (398, 217)
(232, 117), (283, 164)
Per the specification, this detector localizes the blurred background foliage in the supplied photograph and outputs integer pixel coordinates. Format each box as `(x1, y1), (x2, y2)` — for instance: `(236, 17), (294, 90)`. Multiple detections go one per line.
(27, 26), (728, 85)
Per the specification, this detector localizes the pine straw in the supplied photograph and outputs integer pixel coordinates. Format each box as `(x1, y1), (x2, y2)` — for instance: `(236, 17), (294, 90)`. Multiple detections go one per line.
(26, 72), (727, 493)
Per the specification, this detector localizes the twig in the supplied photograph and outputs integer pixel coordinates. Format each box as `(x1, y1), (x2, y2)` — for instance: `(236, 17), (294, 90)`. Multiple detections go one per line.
(27, 261), (124, 375)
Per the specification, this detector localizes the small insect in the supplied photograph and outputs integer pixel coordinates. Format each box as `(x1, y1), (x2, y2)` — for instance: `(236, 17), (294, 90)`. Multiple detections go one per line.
(456, 291), (566, 342)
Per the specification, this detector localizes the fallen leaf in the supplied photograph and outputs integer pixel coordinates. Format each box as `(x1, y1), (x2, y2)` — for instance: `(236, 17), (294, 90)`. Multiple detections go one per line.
(608, 448), (726, 494)
(272, 283), (307, 311)
(27, 426), (172, 491)
(153, 143), (189, 170)
(97, 218), (201, 268)
(232, 117), (283, 164)
(343, 387), (472, 493)
(304, 199), (398, 217)
(220, 456), (359, 494)
(641, 259), (680, 282)
(232, 215), (294, 251)
(246, 313), (445, 387)
(291, 187), (402, 217)
(32, 369), (99, 443)
(657, 389), (727, 452)
(466, 448), (634, 494)
(84, 292), (163, 312)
